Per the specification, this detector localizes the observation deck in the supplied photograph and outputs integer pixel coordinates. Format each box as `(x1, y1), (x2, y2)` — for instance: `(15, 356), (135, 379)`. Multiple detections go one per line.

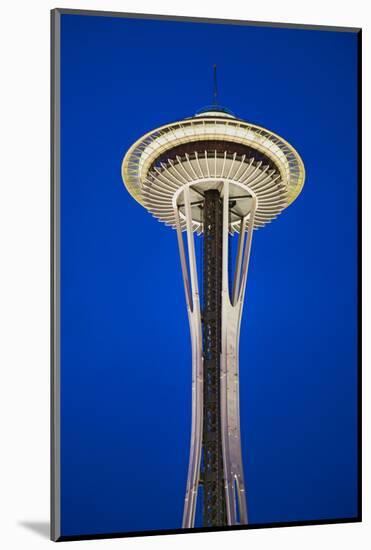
(122, 108), (305, 232)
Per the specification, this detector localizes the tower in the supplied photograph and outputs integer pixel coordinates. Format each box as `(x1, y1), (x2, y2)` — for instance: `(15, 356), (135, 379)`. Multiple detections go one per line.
(121, 92), (305, 528)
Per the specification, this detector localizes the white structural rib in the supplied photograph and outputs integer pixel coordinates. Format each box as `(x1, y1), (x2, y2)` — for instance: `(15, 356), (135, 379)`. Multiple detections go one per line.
(220, 182), (257, 525)
(174, 188), (203, 529)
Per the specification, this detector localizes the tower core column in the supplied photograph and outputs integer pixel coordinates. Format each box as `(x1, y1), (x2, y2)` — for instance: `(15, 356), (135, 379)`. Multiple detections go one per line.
(202, 190), (226, 526)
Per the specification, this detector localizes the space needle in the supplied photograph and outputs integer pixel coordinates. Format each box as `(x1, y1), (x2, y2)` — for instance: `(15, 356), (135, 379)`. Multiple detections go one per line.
(121, 68), (305, 529)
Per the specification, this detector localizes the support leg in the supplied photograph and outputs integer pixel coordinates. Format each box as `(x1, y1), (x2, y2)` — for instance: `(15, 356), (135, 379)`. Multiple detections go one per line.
(220, 189), (257, 525)
(175, 189), (203, 529)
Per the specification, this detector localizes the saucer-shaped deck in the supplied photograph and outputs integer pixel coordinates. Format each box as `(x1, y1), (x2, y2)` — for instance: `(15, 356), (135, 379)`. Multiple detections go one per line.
(122, 110), (305, 232)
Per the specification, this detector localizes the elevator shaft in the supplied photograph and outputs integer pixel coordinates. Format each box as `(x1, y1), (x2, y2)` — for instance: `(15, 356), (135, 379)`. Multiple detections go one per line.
(202, 190), (226, 527)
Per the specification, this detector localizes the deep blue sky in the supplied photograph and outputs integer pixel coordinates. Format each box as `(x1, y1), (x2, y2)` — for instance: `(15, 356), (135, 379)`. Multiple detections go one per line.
(59, 13), (359, 537)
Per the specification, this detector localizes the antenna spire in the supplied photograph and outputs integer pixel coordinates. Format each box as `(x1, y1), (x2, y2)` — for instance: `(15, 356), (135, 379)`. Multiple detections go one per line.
(213, 64), (218, 106)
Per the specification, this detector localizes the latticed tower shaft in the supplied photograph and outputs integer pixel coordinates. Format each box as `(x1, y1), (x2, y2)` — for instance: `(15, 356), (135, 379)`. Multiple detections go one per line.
(202, 190), (225, 526)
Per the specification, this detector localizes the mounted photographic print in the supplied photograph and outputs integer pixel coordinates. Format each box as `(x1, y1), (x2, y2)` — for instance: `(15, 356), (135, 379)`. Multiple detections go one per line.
(51, 8), (361, 541)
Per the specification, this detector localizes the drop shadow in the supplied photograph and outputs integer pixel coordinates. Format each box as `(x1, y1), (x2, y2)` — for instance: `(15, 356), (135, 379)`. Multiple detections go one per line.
(19, 521), (50, 539)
